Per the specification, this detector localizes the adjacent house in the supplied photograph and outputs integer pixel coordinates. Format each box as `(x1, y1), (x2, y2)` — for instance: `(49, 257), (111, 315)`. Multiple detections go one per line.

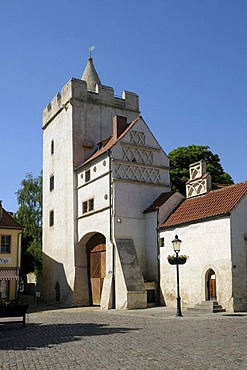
(0, 201), (23, 302)
(159, 160), (247, 312)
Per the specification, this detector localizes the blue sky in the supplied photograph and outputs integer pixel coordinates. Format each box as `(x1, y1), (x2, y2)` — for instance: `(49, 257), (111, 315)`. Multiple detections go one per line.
(1, 0), (247, 212)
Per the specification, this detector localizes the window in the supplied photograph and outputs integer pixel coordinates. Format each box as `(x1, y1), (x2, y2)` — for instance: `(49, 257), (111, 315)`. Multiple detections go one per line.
(82, 198), (94, 214)
(83, 201), (88, 214)
(49, 210), (54, 227)
(0, 235), (11, 253)
(51, 140), (54, 155)
(0, 280), (9, 299)
(85, 170), (91, 182)
(160, 238), (165, 247)
(50, 175), (54, 191)
(89, 198), (94, 211)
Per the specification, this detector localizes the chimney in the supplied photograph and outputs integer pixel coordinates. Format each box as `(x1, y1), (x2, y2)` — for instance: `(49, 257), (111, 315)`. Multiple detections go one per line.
(113, 116), (128, 141)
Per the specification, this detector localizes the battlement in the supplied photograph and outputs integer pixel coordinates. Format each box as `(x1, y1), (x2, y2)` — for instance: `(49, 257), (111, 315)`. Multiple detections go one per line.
(42, 78), (139, 128)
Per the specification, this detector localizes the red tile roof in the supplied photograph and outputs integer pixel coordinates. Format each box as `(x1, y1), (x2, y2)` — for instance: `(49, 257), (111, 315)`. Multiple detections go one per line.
(0, 208), (23, 230)
(77, 117), (141, 168)
(161, 181), (247, 228)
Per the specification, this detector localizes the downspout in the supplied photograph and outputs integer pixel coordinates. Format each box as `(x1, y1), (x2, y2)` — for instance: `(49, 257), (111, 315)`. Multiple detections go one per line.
(16, 232), (22, 302)
(156, 208), (161, 306)
(108, 149), (115, 308)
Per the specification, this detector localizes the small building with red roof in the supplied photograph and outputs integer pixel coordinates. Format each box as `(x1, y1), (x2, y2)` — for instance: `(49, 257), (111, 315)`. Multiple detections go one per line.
(157, 160), (247, 312)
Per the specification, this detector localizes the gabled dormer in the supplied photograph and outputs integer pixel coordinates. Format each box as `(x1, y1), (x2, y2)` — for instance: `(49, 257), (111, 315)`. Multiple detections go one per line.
(186, 160), (212, 198)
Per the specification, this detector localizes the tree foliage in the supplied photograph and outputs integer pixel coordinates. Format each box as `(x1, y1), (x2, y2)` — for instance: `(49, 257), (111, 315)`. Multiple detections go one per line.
(14, 173), (42, 277)
(168, 145), (234, 195)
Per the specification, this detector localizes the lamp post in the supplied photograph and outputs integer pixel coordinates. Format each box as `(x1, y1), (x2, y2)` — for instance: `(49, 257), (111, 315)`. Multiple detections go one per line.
(172, 235), (183, 317)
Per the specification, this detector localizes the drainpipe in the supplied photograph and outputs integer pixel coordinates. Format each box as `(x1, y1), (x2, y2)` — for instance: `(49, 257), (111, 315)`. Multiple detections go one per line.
(16, 232), (22, 302)
(108, 149), (115, 309)
(156, 208), (161, 306)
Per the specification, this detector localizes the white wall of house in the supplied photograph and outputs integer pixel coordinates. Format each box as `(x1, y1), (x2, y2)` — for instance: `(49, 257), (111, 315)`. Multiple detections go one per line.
(160, 217), (234, 311)
(111, 117), (170, 279)
(230, 195), (247, 311)
(113, 181), (161, 275)
(145, 212), (159, 282)
(75, 115), (171, 309)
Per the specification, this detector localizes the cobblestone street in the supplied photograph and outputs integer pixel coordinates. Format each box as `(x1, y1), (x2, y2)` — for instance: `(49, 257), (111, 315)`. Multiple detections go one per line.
(0, 306), (247, 369)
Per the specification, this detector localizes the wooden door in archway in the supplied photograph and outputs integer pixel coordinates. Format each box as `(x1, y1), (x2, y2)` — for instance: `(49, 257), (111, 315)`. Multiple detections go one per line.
(87, 234), (106, 306)
(209, 275), (216, 300)
(206, 269), (217, 301)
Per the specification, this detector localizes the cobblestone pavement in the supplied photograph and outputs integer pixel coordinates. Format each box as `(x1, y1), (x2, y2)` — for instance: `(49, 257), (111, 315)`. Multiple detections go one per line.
(0, 305), (247, 370)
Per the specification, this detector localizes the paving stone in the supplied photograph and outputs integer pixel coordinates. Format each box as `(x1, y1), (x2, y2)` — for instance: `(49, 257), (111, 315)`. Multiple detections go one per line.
(0, 306), (246, 369)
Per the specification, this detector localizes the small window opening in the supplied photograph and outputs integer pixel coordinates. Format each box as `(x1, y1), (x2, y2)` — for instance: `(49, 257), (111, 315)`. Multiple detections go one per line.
(49, 210), (54, 227)
(50, 175), (54, 191)
(82, 198), (94, 214)
(89, 198), (94, 211)
(83, 201), (88, 214)
(85, 170), (91, 182)
(51, 140), (54, 155)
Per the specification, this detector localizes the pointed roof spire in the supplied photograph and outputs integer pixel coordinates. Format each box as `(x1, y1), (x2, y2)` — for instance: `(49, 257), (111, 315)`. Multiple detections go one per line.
(81, 57), (102, 92)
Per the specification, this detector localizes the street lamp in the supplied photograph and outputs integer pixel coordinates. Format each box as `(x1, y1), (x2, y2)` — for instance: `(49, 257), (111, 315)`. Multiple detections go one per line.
(172, 235), (183, 317)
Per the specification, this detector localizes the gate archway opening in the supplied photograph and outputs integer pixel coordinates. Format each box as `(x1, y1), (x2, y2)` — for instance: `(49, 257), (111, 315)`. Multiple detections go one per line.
(86, 233), (106, 306)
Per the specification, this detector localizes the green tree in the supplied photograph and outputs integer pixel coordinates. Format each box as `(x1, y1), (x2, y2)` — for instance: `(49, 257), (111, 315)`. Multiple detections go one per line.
(168, 145), (233, 195)
(15, 173), (42, 277)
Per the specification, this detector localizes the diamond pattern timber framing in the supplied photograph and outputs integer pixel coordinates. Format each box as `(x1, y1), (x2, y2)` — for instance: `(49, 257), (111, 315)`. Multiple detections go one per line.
(130, 131), (145, 145)
(122, 147), (153, 164)
(115, 164), (161, 184)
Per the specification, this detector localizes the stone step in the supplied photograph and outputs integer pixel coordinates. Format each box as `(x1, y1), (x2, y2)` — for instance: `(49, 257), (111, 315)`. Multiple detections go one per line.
(187, 301), (226, 313)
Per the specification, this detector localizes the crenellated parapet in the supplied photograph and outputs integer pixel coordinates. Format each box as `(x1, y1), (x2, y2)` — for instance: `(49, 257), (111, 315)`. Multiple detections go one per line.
(42, 78), (139, 128)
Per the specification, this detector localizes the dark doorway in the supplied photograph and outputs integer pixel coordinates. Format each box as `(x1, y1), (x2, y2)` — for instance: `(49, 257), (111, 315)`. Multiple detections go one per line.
(206, 269), (217, 301)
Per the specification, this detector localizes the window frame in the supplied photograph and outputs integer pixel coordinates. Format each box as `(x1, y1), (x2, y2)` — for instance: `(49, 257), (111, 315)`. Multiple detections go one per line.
(0, 235), (11, 253)
(82, 198), (94, 214)
(0, 280), (9, 299)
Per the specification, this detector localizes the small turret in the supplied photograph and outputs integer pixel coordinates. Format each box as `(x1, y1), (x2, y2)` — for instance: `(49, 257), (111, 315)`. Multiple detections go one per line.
(81, 57), (101, 92)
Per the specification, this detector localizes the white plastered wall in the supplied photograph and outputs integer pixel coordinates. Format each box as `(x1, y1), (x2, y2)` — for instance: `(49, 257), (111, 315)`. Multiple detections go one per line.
(43, 105), (76, 305)
(230, 195), (247, 311)
(160, 218), (234, 311)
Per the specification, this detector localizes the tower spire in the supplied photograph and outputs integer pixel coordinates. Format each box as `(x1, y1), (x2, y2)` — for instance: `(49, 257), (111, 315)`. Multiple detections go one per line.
(81, 48), (101, 92)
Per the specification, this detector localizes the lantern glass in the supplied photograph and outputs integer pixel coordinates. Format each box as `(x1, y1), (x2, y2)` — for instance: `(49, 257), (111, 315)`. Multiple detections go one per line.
(172, 235), (182, 253)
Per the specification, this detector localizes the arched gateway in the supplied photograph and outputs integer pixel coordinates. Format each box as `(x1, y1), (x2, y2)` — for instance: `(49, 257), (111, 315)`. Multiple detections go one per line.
(86, 234), (106, 305)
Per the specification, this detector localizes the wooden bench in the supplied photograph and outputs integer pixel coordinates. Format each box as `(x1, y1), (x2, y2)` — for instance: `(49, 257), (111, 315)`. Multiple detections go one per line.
(0, 305), (29, 327)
